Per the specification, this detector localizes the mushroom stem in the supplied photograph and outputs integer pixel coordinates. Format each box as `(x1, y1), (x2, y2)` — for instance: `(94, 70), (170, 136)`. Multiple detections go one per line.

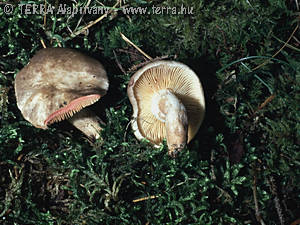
(152, 89), (188, 157)
(67, 108), (102, 142)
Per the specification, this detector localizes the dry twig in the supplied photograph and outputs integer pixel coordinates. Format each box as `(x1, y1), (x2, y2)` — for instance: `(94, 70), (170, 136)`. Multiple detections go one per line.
(267, 176), (285, 225)
(132, 195), (160, 203)
(128, 55), (170, 72)
(253, 24), (299, 71)
(120, 32), (153, 60)
(252, 169), (266, 225)
(113, 49), (126, 74)
(40, 39), (47, 48)
(70, 0), (120, 39)
(210, 149), (216, 181)
(43, 0), (47, 28)
(250, 94), (276, 118)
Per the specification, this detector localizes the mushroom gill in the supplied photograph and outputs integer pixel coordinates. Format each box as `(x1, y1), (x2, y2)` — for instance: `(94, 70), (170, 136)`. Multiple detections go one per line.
(127, 60), (205, 157)
(132, 62), (204, 145)
(44, 94), (101, 126)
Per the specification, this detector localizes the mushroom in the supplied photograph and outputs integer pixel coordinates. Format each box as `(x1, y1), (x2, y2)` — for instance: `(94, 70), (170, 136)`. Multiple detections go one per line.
(14, 48), (108, 141)
(127, 60), (205, 157)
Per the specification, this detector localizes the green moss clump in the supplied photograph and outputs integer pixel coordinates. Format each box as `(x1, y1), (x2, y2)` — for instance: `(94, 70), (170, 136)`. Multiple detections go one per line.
(1, 0), (299, 224)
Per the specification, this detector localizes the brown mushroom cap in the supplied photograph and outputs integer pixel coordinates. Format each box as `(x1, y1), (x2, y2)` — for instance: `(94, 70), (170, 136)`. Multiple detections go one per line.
(15, 48), (108, 130)
(127, 60), (205, 147)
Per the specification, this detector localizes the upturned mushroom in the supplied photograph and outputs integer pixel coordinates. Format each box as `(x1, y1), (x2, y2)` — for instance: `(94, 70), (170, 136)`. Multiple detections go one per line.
(127, 60), (205, 157)
(14, 48), (108, 141)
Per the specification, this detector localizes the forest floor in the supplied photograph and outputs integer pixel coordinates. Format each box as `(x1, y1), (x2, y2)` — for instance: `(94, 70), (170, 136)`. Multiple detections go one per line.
(0, 0), (299, 224)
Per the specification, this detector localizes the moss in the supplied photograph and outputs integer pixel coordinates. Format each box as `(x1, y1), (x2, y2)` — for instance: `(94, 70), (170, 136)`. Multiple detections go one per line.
(1, 0), (299, 224)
